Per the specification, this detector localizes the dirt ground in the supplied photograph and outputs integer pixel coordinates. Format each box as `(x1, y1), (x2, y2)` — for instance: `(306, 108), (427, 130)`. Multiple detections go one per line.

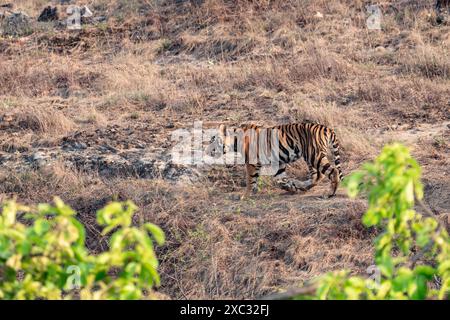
(0, 0), (449, 299)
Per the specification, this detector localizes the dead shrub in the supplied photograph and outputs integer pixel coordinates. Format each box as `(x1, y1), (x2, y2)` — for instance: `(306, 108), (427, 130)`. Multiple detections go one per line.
(13, 105), (75, 135)
(289, 41), (354, 82)
(0, 162), (84, 200)
(397, 45), (450, 79)
(0, 56), (102, 97)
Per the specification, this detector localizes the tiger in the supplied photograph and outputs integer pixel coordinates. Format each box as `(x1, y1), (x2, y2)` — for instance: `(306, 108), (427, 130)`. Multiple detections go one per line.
(208, 122), (343, 198)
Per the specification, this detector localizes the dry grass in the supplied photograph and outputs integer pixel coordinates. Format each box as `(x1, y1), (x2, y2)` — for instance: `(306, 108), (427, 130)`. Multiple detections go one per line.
(0, 54), (102, 97)
(13, 105), (75, 135)
(0, 164), (373, 298)
(398, 44), (450, 79)
(0, 0), (449, 299)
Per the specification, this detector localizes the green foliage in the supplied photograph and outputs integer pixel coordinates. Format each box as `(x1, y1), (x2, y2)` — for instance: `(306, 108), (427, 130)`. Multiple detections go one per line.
(297, 143), (449, 300)
(0, 198), (164, 300)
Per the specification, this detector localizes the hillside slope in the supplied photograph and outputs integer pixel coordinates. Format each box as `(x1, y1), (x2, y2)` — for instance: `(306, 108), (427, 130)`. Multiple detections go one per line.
(0, 0), (449, 298)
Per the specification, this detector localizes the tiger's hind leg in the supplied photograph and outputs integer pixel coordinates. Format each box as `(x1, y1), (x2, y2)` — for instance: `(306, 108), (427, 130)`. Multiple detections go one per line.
(285, 162), (326, 193)
(315, 154), (340, 198)
(303, 163), (324, 191)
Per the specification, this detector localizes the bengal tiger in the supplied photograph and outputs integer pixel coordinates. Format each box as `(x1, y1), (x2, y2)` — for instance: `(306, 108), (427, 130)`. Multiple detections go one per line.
(208, 122), (343, 198)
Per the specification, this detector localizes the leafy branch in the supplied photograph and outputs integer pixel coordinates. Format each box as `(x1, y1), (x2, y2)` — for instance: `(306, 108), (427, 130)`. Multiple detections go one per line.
(0, 198), (165, 300)
(285, 143), (449, 300)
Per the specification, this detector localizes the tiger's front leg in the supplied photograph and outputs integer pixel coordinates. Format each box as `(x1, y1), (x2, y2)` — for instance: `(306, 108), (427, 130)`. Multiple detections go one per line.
(243, 163), (261, 198)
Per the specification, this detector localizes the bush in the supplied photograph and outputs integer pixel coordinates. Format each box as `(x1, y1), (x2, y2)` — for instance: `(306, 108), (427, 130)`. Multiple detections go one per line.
(295, 143), (449, 300)
(0, 198), (164, 300)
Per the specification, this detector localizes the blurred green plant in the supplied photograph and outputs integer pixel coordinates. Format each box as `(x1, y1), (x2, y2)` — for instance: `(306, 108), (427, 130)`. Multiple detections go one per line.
(0, 198), (164, 300)
(294, 143), (449, 300)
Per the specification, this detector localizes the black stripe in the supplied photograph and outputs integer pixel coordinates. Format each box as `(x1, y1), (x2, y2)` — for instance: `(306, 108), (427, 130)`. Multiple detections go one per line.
(278, 154), (288, 163)
(310, 149), (316, 167)
(315, 154), (323, 172)
(321, 163), (331, 175)
(285, 132), (295, 147)
(279, 142), (290, 159)
(274, 168), (286, 177)
(294, 145), (300, 157)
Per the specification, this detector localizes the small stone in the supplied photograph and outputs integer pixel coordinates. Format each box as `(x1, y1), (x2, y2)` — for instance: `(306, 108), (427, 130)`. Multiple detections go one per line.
(75, 142), (87, 150)
(1, 12), (32, 37)
(243, 210), (258, 217)
(92, 16), (107, 23)
(314, 11), (323, 19)
(32, 152), (46, 161)
(37, 6), (58, 22)
(229, 194), (241, 201)
(1, 114), (14, 122)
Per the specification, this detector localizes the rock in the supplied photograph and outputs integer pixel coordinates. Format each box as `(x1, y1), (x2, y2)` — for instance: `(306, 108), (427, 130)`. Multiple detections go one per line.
(375, 46), (386, 53)
(243, 210), (258, 217)
(98, 144), (119, 154)
(57, 87), (70, 99)
(73, 142), (87, 150)
(28, 151), (49, 168)
(92, 16), (107, 23)
(38, 6), (58, 22)
(1, 113), (14, 123)
(31, 152), (46, 161)
(1, 12), (32, 37)
(229, 194), (241, 201)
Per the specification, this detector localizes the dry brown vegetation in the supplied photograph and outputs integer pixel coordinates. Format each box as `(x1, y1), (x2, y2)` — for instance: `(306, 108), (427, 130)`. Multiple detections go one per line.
(0, 0), (449, 299)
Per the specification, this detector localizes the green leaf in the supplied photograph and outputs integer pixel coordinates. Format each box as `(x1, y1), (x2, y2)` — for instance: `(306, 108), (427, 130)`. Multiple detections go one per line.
(362, 209), (381, 226)
(145, 223), (165, 246)
(34, 219), (51, 236)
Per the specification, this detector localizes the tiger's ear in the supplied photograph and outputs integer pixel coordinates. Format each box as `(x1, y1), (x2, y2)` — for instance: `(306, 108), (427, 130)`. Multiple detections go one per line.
(219, 124), (226, 136)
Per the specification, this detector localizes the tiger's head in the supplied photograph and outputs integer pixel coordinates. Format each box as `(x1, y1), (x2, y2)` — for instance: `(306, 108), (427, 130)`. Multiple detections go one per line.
(208, 124), (245, 157)
(207, 124), (228, 156)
